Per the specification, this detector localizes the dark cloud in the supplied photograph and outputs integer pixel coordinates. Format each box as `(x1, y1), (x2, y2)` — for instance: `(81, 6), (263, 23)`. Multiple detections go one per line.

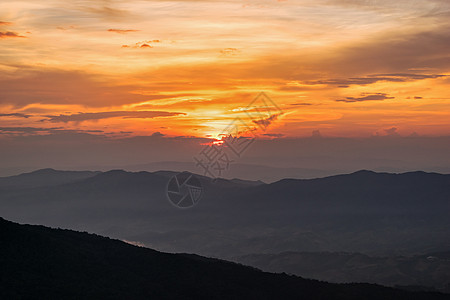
(384, 127), (399, 136)
(150, 131), (165, 138)
(306, 73), (447, 87)
(0, 127), (104, 135)
(107, 29), (140, 34)
(0, 21), (12, 26)
(0, 113), (31, 118)
(374, 73), (446, 79)
(336, 93), (394, 103)
(0, 31), (25, 38)
(0, 127), (56, 133)
(44, 111), (186, 123)
(252, 113), (281, 129)
(311, 130), (322, 138)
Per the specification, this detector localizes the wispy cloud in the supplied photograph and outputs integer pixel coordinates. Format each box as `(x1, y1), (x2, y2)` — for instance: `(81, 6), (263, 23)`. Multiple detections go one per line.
(252, 113), (282, 128)
(44, 111), (186, 123)
(336, 93), (394, 103)
(304, 74), (447, 87)
(0, 31), (25, 38)
(121, 40), (161, 49)
(220, 48), (240, 56)
(0, 127), (53, 133)
(290, 103), (313, 106)
(0, 113), (31, 118)
(108, 29), (140, 34)
(0, 127), (104, 135)
(80, 5), (132, 21)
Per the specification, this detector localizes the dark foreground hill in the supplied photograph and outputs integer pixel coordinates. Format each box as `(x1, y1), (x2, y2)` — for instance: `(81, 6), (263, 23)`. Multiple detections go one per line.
(1, 218), (449, 300)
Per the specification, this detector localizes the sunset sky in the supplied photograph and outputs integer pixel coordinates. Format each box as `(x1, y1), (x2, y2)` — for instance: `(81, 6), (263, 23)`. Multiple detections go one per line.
(1, 0), (450, 140)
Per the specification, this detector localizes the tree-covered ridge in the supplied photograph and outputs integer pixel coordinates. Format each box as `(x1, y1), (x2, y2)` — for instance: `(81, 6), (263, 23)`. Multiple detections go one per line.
(1, 217), (449, 300)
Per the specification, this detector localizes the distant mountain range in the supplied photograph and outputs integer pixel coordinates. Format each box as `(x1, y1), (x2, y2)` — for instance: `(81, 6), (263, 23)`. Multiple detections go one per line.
(118, 161), (336, 182)
(1, 217), (449, 299)
(0, 168), (99, 189)
(0, 161), (337, 182)
(0, 168), (449, 292)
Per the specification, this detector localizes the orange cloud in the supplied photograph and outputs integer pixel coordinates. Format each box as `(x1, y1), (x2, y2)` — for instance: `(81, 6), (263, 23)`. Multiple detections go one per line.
(121, 40), (161, 48)
(107, 29), (140, 34)
(220, 48), (240, 56)
(0, 31), (25, 38)
(56, 25), (76, 30)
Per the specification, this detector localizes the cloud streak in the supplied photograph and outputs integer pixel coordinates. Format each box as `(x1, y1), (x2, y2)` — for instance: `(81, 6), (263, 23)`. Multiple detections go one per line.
(0, 127), (55, 133)
(0, 113), (31, 118)
(107, 29), (140, 34)
(0, 127), (104, 135)
(121, 40), (161, 49)
(252, 113), (282, 129)
(0, 32), (25, 38)
(306, 74), (447, 87)
(44, 111), (186, 123)
(336, 93), (394, 103)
